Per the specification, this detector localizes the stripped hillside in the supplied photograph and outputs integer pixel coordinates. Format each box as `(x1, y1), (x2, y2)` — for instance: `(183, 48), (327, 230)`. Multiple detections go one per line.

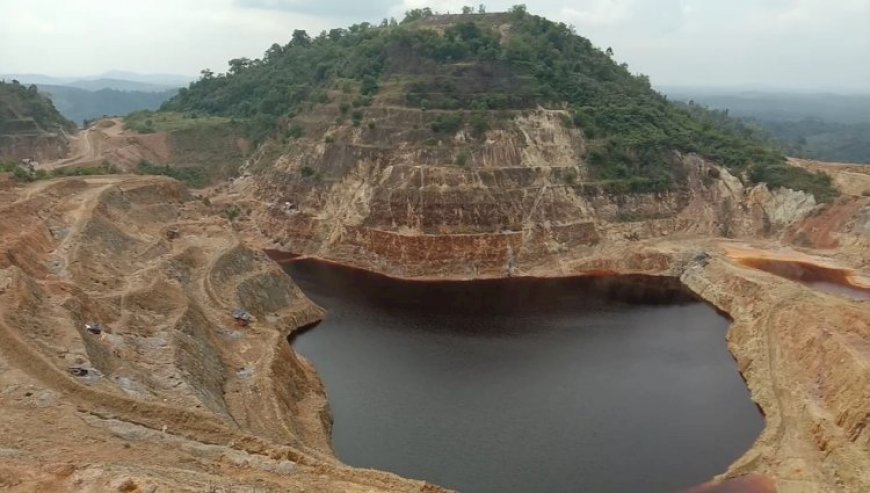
(0, 80), (76, 161)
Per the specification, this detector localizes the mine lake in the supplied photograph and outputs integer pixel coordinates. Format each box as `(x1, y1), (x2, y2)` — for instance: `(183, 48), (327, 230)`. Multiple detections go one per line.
(286, 259), (764, 493)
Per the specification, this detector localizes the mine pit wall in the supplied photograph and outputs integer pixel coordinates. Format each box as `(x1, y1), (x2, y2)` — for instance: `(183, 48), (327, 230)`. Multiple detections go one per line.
(211, 245), (332, 455)
(251, 146), (829, 280)
(0, 177), (337, 469)
(681, 257), (870, 492)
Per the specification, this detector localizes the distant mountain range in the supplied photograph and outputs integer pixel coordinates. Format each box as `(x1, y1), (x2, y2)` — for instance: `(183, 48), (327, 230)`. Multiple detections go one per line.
(660, 87), (870, 125)
(661, 87), (870, 164)
(1, 72), (193, 92)
(0, 72), (191, 126)
(37, 85), (178, 126)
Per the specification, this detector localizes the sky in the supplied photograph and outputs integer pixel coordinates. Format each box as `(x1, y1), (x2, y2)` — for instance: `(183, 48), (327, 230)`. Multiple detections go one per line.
(0, 0), (868, 92)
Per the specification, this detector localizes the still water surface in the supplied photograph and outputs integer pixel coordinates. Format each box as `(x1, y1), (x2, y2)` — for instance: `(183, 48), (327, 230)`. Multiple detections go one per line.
(286, 260), (763, 493)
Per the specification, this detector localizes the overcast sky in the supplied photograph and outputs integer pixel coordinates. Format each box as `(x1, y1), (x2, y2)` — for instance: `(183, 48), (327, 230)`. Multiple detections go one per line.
(1, 0), (867, 92)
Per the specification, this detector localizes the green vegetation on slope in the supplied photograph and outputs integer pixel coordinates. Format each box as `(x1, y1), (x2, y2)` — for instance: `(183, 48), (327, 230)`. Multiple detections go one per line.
(752, 119), (870, 165)
(0, 161), (118, 182)
(0, 80), (76, 134)
(124, 110), (233, 133)
(135, 159), (207, 188)
(123, 111), (248, 186)
(664, 90), (870, 165)
(161, 7), (837, 200)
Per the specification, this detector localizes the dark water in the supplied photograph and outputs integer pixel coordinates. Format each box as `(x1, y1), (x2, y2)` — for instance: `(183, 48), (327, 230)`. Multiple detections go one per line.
(285, 260), (764, 493)
(737, 257), (870, 301)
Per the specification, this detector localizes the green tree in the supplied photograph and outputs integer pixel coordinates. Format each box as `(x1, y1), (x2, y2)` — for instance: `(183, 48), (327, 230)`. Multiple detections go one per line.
(228, 58), (251, 75)
(291, 29), (311, 46)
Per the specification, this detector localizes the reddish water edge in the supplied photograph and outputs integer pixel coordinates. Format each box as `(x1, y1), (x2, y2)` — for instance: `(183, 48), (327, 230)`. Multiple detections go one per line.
(737, 257), (870, 301)
(680, 474), (777, 493)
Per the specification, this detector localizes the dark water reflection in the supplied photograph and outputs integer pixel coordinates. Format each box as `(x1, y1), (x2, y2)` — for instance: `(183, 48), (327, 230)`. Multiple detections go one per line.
(285, 260), (763, 493)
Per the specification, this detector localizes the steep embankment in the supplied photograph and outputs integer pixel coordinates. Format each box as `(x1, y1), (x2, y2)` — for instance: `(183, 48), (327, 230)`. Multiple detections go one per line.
(0, 175), (441, 492)
(0, 81), (75, 161)
(239, 108), (829, 278)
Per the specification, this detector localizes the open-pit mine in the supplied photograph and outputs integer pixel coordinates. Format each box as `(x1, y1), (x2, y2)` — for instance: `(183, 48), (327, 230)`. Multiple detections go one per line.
(1, 9), (868, 493)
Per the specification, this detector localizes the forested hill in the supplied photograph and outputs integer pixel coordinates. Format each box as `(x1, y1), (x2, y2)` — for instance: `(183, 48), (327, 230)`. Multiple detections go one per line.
(0, 80), (76, 135)
(162, 7), (836, 201)
(664, 89), (870, 164)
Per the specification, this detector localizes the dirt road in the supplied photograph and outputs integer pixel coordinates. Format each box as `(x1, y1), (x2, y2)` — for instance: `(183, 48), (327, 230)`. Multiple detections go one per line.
(40, 119), (131, 171)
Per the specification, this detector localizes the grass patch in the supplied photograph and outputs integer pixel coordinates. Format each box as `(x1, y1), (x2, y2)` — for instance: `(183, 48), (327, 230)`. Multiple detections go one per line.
(136, 160), (207, 188)
(0, 161), (119, 182)
(124, 110), (233, 133)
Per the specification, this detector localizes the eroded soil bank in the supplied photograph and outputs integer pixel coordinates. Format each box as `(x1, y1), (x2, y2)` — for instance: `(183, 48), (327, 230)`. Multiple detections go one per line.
(285, 258), (764, 493)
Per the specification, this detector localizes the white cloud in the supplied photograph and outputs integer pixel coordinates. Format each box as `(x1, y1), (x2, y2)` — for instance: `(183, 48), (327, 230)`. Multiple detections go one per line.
(562, 0), (633, 27)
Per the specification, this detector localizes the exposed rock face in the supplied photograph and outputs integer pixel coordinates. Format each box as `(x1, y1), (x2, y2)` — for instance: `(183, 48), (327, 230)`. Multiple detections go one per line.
(0, 82), (74, 162)
(0, 176), (441, 492)
(243, 108), (821, 278)
(0, 132), (70, 162)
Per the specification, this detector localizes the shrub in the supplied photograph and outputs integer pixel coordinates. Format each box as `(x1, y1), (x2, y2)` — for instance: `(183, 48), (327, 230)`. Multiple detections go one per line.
(1, 161), (119, 182)
(355, 95), (374, 107)
(431, 112), (463, 134)
(136, 160), (207, 188)
(287, 124), (304, 139)
(455, 149), (471, 167)
(563, 168), (578, 185)
(351, 109), (363, 126)
(748, 164), (838, 203)
(360, 75), (379, 96)
(469, 112), (489, 137)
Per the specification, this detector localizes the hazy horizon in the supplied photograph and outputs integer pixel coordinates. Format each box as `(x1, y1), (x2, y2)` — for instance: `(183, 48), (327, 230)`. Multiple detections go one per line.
(2, 1), (868, 93)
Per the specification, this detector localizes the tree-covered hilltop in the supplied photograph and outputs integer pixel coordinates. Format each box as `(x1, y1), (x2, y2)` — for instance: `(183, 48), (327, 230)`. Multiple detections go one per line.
(0, 80), (76, 135)
(162, 6), (836, 201)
